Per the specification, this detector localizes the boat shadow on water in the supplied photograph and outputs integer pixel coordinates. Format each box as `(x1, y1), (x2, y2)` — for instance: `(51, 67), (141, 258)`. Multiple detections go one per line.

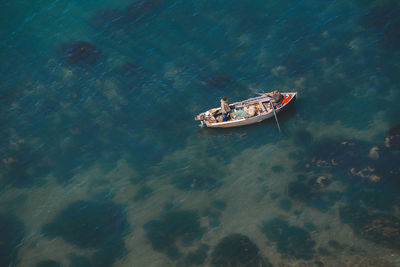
(195, 105), (298, 153)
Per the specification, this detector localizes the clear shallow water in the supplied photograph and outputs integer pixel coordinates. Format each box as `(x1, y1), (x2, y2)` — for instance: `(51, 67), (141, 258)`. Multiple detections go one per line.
(1, 0), (400, 266)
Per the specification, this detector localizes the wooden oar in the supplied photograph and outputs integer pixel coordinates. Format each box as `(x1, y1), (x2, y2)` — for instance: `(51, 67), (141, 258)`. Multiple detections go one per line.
(270, 102), (281, 132)
(254, 91), (280, 131)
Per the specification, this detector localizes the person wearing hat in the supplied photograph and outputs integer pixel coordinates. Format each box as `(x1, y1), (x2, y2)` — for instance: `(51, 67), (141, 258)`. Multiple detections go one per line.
(220, 96), (232, 122)
(269, 91), (283, 104)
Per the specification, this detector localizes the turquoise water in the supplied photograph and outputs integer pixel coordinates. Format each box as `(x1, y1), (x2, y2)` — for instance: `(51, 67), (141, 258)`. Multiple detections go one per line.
(1, 0), (400, 266)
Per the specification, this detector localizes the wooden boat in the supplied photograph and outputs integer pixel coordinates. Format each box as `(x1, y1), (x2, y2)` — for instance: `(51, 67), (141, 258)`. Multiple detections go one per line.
(195, 92), (297, 128)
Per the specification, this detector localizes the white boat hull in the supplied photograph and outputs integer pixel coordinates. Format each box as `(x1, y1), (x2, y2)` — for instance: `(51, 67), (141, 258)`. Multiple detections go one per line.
(196, 92), (297, 128)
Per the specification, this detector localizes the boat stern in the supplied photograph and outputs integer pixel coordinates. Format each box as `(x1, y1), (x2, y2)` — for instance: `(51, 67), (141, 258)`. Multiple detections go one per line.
(195, 113), (205, 121)
(194, 113), (208, 127)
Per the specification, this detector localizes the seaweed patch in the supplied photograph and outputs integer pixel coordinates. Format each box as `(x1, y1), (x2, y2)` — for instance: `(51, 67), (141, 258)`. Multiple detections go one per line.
(212, 200), (227, 211)
(143, 209), (205, 259)
(68, 254), (93, 267)
(60, 41), (101, 66)
(309, 140), (369, 171)
(36, 260), (61, 267)
(262, 217), (315, 260)
(42, 201), (129, 266)
(385, 124), (400, 150)
(288, 180), (340, 212)
(123, 0), (164, 22)
(339, 205), (400, 250)
(271, 165), (284, 173)
(133, 185), (153, 202)
(90, 8), (124, 29)
(199, 72), (235, 92)
(211, 234), (271, 267)
(184, 244), (209, 266)
(277, 198), (292, 211)
(361, 4), (400, 46)
(0, 214), (25, 267)
(1, 143), (50, 187)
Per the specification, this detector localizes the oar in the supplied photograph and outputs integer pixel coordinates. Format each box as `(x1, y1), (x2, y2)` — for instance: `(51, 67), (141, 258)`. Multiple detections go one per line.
(253, 90), (280, 130)
(256, 92), (273, 97)
(270, 102), (281, 132)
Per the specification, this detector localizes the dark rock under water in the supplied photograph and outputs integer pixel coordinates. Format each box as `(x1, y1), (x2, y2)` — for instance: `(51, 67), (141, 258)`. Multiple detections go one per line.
(42, 201), (129, 266)
(60, 41), (101, 66)
(385, 124), (400, 150)
(143, 209), (205, 259)
(0, 214), (25, 267)
(211, 234), (271, 267)
(340, 204), (400, 250)
(36, 260), (61, 267)
(262, 217), (316, 260)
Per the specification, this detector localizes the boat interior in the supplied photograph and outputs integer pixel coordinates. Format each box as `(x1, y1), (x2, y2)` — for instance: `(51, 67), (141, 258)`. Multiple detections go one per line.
(209, 100), (275, 123)
(195, 93), (294, 124)
(210, 93), (294, 123)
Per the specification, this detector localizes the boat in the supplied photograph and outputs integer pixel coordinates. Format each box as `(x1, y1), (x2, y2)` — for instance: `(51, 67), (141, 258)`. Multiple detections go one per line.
(195, 92), (297, 128)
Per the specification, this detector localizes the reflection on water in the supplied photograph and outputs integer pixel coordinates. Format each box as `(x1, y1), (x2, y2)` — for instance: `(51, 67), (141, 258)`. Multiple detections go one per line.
(1, 0), (400, 266)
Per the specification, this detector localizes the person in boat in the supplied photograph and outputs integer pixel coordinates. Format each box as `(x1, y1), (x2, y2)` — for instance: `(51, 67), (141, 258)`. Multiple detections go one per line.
(220, 96), (232, 121)
(269, 91), (283, 104)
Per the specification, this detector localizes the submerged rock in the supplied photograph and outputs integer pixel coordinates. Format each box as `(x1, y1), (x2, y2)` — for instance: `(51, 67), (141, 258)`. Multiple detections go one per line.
(68, 254), (93, 267)
(199, 73), (233, 91)
(124, 0), (164, 22)
(211, 234), (271, 267)
(133, 185), (153, 202)
(304, 139), (384, 188)
(361, 216), (400, 248)
(304, 222), (318, 232)
(349, 166), (381, 183)
(43, 201), (129, 248)
(118, 61), (145, 78)
(288, 181), (340, 212)
(362, 5), (398, 29)
(288, 181), (311, 200)
(91, 0), (163, 30)
(0, 214), (25, 267)
(362, 4), (400, 45)
(382, 20), (400, 45)
(42, 201), (129, 266)
(277, 198), (292, 211)
(271, 165), (284, 173)
(90, 8), (124, 29)
(60, 41), (101, 66)
(294, 130), (313, 147)
(36, 260), (61, 267)
(310, 140), (369, 170)
(277, 52), (312, 74)
(185, 244), (209, 266)
(1, 143), (51, 187)
(262, 217), (315, 260)
(307, 175), (332, 188)
(212, 200), (227, 211)
(385, 124), (400, 150)
(368, 146), (381, 159)
(143, 209), (205, 259)
(339, 205), (400, 250)
(327, 240), (344, 250)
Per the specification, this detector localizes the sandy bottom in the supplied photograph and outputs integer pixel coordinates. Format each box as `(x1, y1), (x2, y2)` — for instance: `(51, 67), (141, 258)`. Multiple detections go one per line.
(4, 124), (399, 267)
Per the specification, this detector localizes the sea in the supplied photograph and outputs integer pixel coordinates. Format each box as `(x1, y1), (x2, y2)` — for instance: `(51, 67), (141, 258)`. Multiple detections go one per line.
(1, 0), (400, 266)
